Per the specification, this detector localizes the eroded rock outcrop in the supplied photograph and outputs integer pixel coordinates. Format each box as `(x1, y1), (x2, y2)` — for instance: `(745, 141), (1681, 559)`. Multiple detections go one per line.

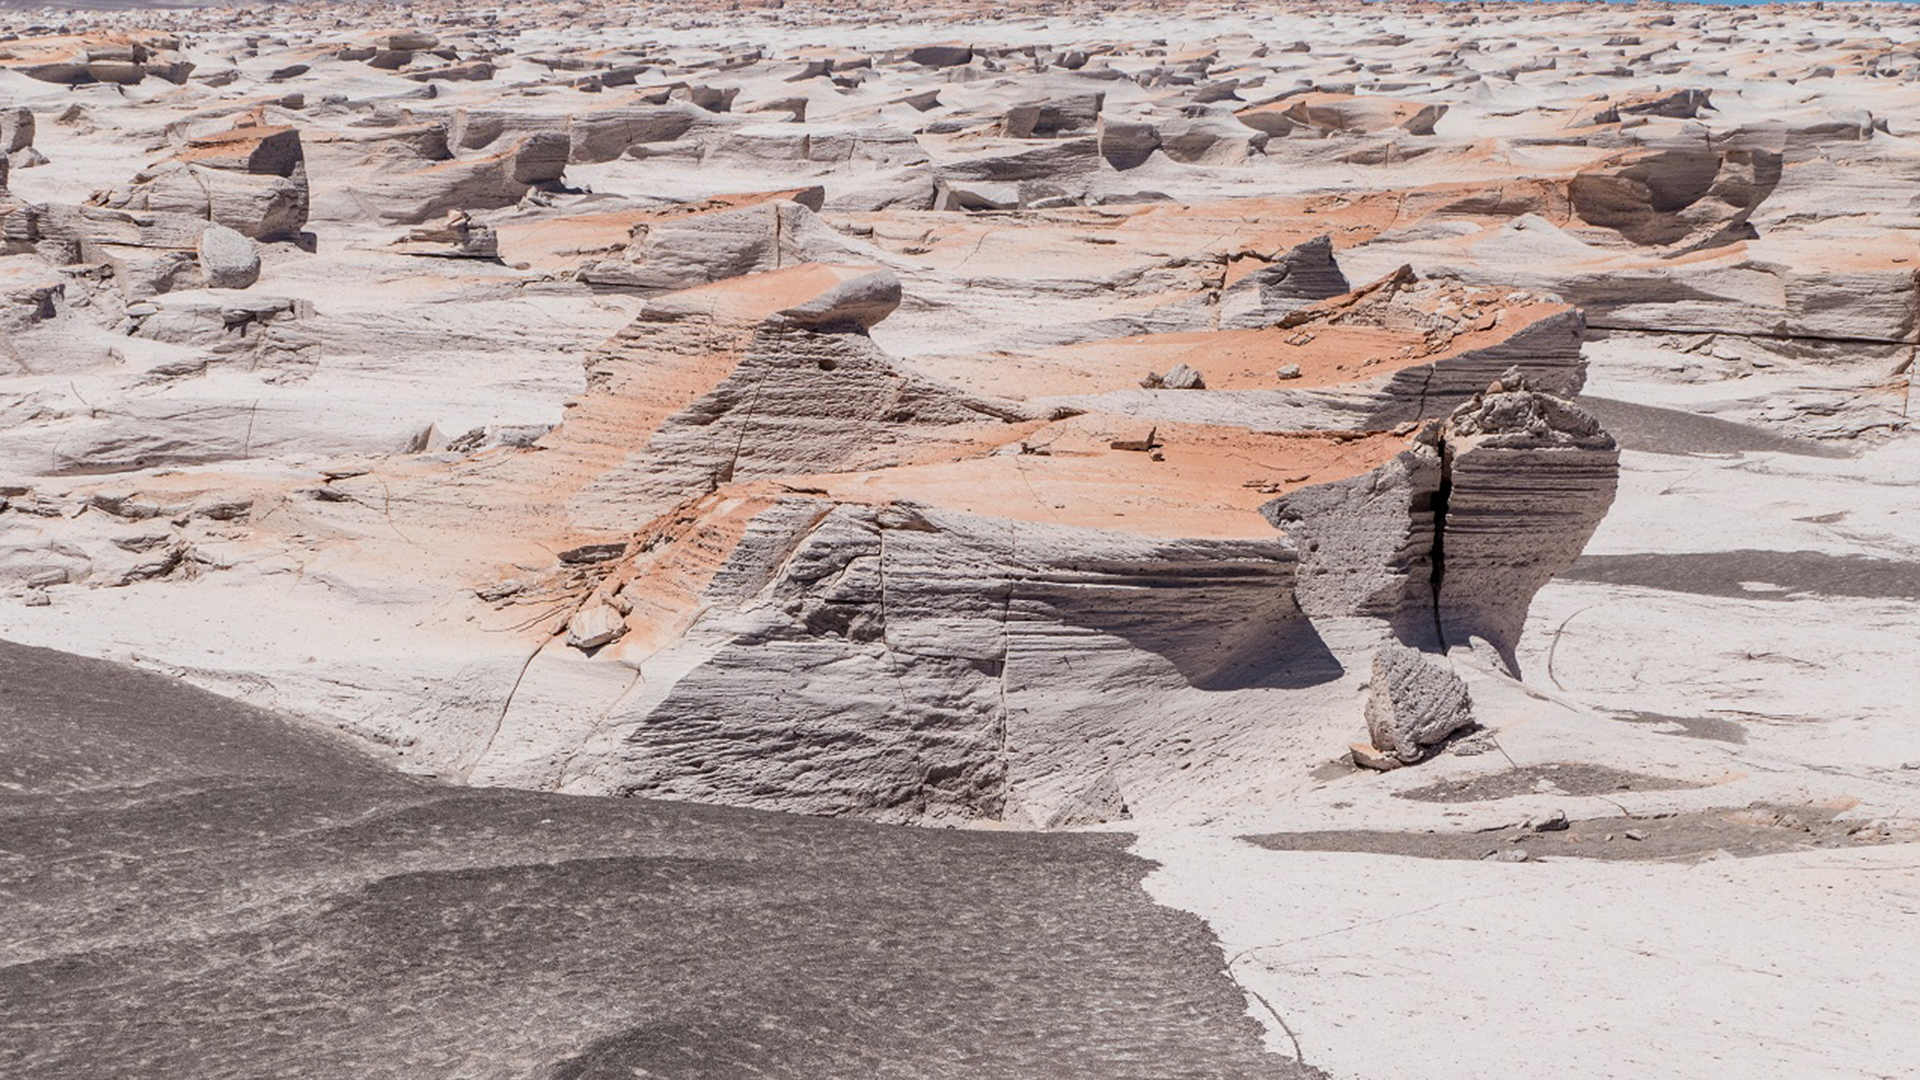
(0, 6), (1656, 829)
(1570, 146), (1782, 249)
(93, 120), (310, 242)
(1265, 369), (1618, 669)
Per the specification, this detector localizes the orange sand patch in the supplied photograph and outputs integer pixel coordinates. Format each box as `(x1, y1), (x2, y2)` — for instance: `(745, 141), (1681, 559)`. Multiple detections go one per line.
(495, 188), (819, 270)
(793, 416), (1407, 540)
(919, 298), (1571, 398)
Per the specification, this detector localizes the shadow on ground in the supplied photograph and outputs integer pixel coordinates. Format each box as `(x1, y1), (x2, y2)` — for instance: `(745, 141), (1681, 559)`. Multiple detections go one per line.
(1561, 549), (1920, 602)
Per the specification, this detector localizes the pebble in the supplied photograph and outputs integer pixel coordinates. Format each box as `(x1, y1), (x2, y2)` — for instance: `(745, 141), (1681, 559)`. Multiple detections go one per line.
(1530, 809), (1570, 832)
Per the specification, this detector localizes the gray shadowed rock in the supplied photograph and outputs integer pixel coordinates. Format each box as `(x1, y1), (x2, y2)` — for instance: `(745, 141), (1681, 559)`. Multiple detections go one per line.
(196, 224), (262, 289)
(1364, 643), (1474, 764)
(1, 106), (32, 152)
(1096, 115), (1161, 169)
(907, 44), (974, 67)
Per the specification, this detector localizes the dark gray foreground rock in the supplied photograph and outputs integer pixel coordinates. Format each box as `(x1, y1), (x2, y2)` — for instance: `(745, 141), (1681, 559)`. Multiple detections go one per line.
(0, 640), (1313, 1080)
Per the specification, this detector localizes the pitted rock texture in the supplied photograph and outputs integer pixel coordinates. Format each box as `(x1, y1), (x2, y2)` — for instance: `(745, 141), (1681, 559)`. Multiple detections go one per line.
(1363, 643), (1474, 764)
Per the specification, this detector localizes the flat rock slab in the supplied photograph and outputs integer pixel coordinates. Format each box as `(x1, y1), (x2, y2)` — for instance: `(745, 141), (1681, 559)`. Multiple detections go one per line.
(0, 641), (1303, 1080)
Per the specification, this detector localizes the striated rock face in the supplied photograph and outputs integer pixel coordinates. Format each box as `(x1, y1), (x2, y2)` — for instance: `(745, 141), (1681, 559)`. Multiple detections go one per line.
(395, 258), (1610, 821)
(537, 496), (1324, 821)
(1, 9), (1915, 1074)
(1217, 235), (1351, 328)
(0, 235), (1616, 823)
(1264, 370), (1618, 670)
(1433, 375), (1621, 667)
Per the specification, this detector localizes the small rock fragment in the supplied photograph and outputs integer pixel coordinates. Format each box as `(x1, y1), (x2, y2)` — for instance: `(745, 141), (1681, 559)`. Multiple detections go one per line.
(1349, 742), (1401, 771)
(1530, 809), (1570, 832)
(1159, 363), (1206, 390)
(197, 225), (262, 290)
(566, 602), (627, 650)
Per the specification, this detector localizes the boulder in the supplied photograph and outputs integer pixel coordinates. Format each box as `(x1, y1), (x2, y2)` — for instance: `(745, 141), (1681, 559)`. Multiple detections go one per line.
(1001, 93), (1105, 138)
(566, 104), (708, 163)
(1364, 644), (1474, 765)
(1233, 99), (1297, 136)
(95, 122), (309, 241)
(1159, 362), (1206, 389)
(196, 224), (261, 289)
